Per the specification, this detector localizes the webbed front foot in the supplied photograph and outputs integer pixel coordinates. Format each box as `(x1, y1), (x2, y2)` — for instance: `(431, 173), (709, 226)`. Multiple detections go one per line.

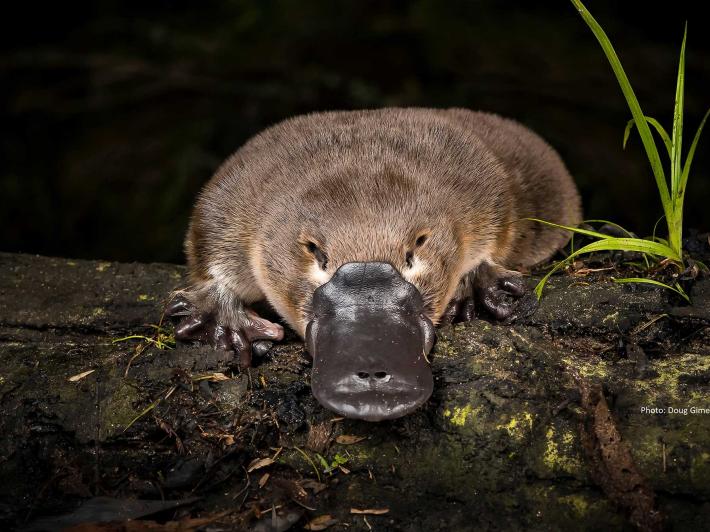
(165, 294), (284, 368)
(474, 262), (528, 320)
(443, 262), (530, 323)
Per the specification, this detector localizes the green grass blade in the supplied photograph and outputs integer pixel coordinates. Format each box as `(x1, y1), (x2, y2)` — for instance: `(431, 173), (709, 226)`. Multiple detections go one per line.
(123, 398), (161, 433)
(568, 237), (681, 261)
(526, 218), (613, 240)
(580, 219), (635, 237)
(666, 24), (687, 257)
(534, 261), (568, 299)
(671, 23), (687, 197)
(612, 277), (690, 303)
(295, 447), (322, 482)
(534, 236), (681, 299)
(623, 116), (672, 159)
(570, 0), (671, 217)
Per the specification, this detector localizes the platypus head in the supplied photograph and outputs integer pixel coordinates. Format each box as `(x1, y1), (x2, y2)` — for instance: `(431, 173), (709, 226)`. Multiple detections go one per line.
(257, 171), (475, 421)
(306, 262), (436, 421)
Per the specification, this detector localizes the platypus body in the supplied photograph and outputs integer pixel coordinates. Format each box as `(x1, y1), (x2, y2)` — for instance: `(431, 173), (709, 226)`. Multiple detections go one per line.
(167, 108), (582, 421)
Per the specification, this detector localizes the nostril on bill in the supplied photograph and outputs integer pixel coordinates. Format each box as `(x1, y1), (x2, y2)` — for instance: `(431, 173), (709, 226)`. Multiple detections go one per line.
(355, 371), (391, 383)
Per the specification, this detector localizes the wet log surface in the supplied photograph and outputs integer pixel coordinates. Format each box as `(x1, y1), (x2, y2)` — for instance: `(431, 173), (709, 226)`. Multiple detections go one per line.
(1, 252), (709, 531)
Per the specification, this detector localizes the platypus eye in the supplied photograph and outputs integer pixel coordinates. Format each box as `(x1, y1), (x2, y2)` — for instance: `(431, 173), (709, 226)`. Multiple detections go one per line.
(415, 234), (428, 247)
(306, 241), (329, 270)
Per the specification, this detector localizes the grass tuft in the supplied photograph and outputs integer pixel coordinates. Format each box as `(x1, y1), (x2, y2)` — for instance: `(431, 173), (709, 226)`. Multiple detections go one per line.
(534, 1), (708, 300)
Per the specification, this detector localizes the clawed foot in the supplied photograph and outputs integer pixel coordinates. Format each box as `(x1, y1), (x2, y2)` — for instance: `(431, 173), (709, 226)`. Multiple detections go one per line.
(442, 297), (476, 323)
(474, 262), (527, 320)
(443, 262), (530, 323)
(165, 295), (284, 368)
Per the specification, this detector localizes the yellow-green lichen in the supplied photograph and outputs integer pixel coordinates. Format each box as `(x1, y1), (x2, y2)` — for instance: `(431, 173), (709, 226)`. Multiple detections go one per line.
(601, 311), (619, 325)
(443, 405), (467, 426)
(561, 355), (610, 379)
(542, 426), (583, 476)
(636, 353), (710, 401)
(496, 412), (534, 442)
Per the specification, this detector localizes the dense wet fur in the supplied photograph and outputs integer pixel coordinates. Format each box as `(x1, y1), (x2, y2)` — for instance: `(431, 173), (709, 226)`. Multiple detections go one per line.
(183, 108), (581, 336)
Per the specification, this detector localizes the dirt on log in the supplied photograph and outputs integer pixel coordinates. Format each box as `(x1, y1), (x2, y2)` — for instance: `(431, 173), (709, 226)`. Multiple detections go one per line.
(1, 252), (709, 531)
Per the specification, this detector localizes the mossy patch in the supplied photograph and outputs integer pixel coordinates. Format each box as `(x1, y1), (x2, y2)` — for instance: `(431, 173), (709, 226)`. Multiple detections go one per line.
(100, 380), (141, 440)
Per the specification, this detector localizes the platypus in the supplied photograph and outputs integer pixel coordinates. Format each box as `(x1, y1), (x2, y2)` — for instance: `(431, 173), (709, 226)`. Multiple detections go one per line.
(167, 108), (582, 421)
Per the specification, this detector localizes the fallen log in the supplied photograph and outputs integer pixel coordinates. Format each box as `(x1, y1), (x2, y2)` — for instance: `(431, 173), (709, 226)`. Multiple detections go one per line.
(1, 252), (709, 531)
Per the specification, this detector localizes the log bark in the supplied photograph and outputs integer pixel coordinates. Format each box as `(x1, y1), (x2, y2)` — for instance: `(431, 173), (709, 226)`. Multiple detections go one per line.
(1, 252), (709, 531)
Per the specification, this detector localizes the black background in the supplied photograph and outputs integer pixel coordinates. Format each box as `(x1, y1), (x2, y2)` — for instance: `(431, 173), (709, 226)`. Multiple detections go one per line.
(2, 0), (708, 263)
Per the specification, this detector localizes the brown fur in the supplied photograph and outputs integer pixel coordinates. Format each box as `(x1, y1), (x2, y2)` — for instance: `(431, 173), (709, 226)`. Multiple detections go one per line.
(184, 108), (582, 335)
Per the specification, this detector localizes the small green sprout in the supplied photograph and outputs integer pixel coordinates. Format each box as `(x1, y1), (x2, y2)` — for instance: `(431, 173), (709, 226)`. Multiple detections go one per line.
(316, 452), (350, 475)
(112, 324), (176, 350)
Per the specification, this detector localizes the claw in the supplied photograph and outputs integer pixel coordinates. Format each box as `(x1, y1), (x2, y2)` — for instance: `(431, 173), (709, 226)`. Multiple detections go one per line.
(214, 324), (232, 350)
(499, 276), (526, 296)
(474, 262), (529, 321)
(441, 299), (461, 324)
(228, 329), (251, 368)
(175, 315), (209, 340)
(165, 295), (194, 317)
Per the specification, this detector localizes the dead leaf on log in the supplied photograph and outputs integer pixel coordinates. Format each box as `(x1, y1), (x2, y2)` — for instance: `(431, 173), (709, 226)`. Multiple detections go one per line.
(335, 434), (366, 445)
(192, 372), (230, 382)
(247, 457), (275, 472)
(68, 369), (95, 382)
(578, 380), (664, 532)
(258, 472), (270, 488)
(350, 508), (389, 515)
(304, 514), (338, 530)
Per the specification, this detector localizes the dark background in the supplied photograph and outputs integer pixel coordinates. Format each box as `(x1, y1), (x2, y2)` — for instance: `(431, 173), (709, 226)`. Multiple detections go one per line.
(1, 0), (708, 264)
